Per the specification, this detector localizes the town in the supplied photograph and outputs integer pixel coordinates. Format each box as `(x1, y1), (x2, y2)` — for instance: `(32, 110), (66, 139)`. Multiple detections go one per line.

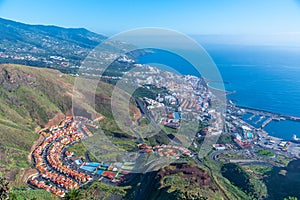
(125, 64), (223, 136)
(28, 62), (300, 197)
(226, 101), (300, 159)
(28, 115), (194, 197)
(123, 63), (300, 159)
(29, 117), (128, 197)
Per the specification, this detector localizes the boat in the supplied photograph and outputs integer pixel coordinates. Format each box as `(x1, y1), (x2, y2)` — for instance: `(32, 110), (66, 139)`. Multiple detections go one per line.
(291, 134), (300, 143)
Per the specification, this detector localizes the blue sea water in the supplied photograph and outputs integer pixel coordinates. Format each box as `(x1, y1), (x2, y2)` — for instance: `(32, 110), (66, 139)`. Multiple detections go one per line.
(205, 44), (300, 117)
(242, 113), (268, 128)
(137, 45), (300, 140)
(264, 120), (300, 139)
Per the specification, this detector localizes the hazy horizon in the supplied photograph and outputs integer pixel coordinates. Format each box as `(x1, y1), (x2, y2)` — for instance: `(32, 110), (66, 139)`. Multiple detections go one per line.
(1, 16), (300, 47)
(1, 0), (300, 46)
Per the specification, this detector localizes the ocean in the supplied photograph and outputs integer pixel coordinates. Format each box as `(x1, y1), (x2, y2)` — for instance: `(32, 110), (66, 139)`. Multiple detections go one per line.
(137, 44), (300, 140)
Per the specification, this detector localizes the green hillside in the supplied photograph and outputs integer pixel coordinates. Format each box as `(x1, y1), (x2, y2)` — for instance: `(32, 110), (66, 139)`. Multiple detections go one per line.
(0, 17), (105, 71)
(0, 64), (133, 185)
(0, 64), (287, 200)
(0, 64), (69, 182)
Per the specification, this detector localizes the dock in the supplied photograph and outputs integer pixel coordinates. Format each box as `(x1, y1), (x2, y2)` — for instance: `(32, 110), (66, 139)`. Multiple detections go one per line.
(236, 105), (300, 123)
(248, 114), (256, 121)
(254, 116), (265, 124)
(227, 102), (300, 130)
(261, 118), (273, 128)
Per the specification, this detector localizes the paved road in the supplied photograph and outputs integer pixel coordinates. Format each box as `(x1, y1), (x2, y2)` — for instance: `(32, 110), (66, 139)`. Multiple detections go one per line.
(208, 148), (277, 167)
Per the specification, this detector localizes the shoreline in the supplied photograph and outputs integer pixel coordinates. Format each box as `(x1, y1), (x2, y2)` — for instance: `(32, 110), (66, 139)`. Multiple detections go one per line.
(206, 79), (300, 119)
(207, 80), (300, 142)
(208, 81), (300, 127)
(228, 99), (300, 139)
(235, 104), (300, 120)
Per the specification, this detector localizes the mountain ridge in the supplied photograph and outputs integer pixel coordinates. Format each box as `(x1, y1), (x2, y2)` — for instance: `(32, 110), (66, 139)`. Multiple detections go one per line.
(0, 17), (106, 71)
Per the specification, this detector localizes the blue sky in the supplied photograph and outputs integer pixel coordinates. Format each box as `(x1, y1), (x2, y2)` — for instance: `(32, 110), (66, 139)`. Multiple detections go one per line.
(0, 0), (300, 44)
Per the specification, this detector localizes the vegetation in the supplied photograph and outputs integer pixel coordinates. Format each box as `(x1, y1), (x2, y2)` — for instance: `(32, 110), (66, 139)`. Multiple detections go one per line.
(67, 141), (87, 158)
(0, 17), (105, 72)
(0, 64), (139, 184)
(221, 163), (267, 199)
(9, 189), (58, 200)
(146, 132), (170, 146)
(64, 189), (82, 200)
(201, 157), (252, 200)
(217, 133), (234, 145)
(133, 85), (168, 99)
(243, 164), (273, 176)
(264, 159), (300, 199)
(80, 181), (128, 200)
(0, 176), (9, 200)
(256, 149), (274, 157)
(272, 154), (294, 166)
(221, 163), (251, 193)
(1, 18), (293, 200)
(139, 117), (150, 126)
(124, 163), (237, 200)
(0, 64), (73, 182)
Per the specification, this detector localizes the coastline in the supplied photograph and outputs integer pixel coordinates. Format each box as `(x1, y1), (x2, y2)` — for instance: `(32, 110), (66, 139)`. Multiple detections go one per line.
(227, 97), (300, 138)
(207, 79), (300, 136)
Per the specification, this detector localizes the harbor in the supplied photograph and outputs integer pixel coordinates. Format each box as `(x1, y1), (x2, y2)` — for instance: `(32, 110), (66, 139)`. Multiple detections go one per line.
(236, 105), (300, 123)
(228, 100), (300, 142)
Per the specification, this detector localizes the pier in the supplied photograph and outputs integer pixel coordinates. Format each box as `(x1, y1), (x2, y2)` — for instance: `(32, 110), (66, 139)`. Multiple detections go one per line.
(248, 114), (256, 121)
(235, 105), (300, 123)
(261, 118), (273, 128)
(227, 102), (300, 130)
(254, 116), (265, 124)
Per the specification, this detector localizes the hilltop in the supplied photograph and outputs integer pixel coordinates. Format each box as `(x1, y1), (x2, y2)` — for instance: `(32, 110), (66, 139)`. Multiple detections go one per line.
(0, 17), (105, 72)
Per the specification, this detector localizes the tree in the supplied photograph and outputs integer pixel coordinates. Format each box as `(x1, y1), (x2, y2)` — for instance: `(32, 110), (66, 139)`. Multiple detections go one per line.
(0, 176), (9, 200)
(8, 193), (17, 200)
(64, 189), (82, 200)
